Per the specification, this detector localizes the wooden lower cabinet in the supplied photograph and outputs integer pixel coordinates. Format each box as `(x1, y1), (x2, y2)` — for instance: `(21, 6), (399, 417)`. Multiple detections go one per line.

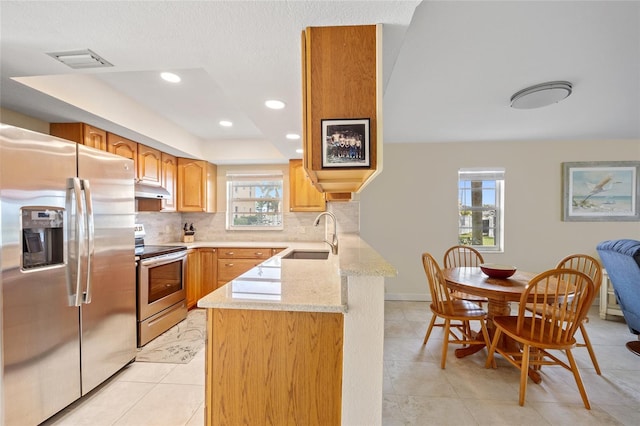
(185, 249), (201, 309)
(216, 247), (273, 288)
(186, 248), (219, 309)
(205, 308), (343, 425)
(190, 247), (283, 308)
(200, 248), (218, 295)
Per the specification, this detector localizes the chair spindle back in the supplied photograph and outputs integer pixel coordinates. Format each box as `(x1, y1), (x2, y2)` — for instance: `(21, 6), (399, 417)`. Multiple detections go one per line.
(443, 245), (485, 268)
(517, 268), (595, 344)
(422, 253), (454, 313)
(555, 254), (602, 294)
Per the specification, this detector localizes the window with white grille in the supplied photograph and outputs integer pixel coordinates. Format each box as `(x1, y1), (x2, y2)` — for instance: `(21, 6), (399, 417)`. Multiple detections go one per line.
(458, 168), (505, 252)
(226, 172), (283, 230)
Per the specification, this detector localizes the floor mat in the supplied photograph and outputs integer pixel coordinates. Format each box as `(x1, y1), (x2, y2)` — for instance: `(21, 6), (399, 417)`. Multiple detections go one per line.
(136, 309), (206, 364)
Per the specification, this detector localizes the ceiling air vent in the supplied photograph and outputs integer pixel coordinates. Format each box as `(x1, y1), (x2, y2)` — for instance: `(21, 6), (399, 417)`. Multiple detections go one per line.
(47, 49), (113, 69)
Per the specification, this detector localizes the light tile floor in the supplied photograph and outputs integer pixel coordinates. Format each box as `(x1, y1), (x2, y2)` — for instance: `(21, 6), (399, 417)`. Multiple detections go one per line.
(44, 301), (640, 425)
(383, 301), (640, 425)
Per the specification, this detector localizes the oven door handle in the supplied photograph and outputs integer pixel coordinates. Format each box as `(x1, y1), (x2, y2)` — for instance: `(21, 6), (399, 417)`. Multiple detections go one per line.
(140, 250), (187, 267)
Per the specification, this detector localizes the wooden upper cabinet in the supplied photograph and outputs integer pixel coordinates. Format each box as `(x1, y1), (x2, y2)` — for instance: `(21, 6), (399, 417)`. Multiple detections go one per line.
(302, 25), (381, 193)
(161, 153), (177, 212)
(177, 158), (217, 212)
(50, 123), (107, 151)
(326, 192), (352, 202)
(137, 144), (162, 186)
(289, 159), (325, 212)
(107, 133), (138, 172)
(84, 125), (107, 151)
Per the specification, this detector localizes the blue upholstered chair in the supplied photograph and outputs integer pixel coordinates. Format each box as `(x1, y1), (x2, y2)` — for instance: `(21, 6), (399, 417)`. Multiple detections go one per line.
(596, 239), (640, 356)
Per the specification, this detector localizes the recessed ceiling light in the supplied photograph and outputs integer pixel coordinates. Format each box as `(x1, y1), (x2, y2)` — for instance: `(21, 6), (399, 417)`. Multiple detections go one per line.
(286, 133), (300, 140)
(296, 148), (303, 154)
(160, 72), (181, 83)
(219, 120), (233, 127)
(265, 99), (286, 110)
(510, 81), (572, 109)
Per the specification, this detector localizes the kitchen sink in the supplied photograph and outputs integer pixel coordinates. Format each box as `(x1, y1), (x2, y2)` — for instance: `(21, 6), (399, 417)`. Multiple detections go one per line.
(281, 250), (330, 260)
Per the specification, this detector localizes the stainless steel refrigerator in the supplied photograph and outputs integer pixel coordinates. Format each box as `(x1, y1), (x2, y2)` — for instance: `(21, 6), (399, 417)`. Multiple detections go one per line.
(0, 124), (137, 425)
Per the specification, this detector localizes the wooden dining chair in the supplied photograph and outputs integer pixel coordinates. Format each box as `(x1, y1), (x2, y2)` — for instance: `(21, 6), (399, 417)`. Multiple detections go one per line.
(486, 268), (595, 409)
(556, 254), (603, 374)
(526, 254), (603, 374)
(422, 252), (492, 369)
(443, 245), (489, 305)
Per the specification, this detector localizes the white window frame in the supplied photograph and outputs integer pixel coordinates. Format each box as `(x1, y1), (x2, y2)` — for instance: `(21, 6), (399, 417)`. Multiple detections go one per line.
(458, 168), (505, 253)
(226, 171), (283, 231)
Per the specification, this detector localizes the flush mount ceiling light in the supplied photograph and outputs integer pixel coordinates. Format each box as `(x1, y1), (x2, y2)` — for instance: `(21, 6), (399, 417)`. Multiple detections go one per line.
(219, 120), (233, 127)
(265, 99), (286, 110)
(286, 133), (300, 140)
(47, 49), (113, 69)
(510, 81), (573, 109)
(295, 148), (303, 154)
(160, 72), (181, 83)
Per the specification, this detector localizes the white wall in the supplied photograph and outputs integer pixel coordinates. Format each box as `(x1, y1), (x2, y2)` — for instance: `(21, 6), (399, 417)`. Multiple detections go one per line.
(360, 139), (640, 300)
(0, 108), (49, 134)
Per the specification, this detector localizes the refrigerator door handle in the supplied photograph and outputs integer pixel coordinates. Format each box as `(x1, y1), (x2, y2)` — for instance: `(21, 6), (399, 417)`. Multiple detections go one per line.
(70, 177), (86, 307)
(82, 179), (94, 304)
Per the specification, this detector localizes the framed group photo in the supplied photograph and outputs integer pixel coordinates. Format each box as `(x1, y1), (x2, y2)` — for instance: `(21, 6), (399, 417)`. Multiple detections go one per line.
(321, 118), (370, 168)
(562, 161), (640, 221)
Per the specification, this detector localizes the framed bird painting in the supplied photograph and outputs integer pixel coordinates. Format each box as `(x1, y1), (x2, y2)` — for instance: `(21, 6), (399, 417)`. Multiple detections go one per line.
(562, 161), (640, 221)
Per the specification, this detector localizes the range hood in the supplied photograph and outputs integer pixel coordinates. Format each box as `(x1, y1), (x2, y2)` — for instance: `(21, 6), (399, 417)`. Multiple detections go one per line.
(134, 182), (171, 199)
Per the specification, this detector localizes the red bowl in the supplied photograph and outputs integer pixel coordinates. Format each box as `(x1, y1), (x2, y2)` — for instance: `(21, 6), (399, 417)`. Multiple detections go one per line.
(480, 263), (517, 279)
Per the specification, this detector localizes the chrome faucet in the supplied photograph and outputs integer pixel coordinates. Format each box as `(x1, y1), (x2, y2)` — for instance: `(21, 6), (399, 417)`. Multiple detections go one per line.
(313, 211), (339, 255)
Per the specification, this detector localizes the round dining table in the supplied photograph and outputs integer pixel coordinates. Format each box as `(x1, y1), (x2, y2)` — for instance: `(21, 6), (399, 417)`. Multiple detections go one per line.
(443, 266), (537, 319)
(442, 266), (543, 382)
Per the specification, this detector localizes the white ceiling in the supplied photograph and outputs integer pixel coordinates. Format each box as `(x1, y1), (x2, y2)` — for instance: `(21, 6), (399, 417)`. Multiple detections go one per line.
(1, 1), (638, 165)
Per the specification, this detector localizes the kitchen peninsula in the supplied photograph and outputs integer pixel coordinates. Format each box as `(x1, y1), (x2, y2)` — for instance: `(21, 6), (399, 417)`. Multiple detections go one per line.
(195, 234), (396, 426)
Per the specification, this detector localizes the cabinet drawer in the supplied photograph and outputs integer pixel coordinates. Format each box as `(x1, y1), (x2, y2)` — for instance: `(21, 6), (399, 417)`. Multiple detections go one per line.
(217, 258), (263, 282)
(217, 248), (271, 259)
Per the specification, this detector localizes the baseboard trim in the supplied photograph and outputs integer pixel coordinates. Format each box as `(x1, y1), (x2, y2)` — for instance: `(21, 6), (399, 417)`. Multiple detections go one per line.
(384, 293), (429, 301)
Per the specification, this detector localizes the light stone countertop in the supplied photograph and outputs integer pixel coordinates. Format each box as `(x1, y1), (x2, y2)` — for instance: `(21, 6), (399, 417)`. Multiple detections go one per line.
(193, 233), (396, 313)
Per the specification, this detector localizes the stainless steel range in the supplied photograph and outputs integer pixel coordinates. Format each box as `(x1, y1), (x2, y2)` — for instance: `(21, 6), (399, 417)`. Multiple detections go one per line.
(135, 225), (188, 347)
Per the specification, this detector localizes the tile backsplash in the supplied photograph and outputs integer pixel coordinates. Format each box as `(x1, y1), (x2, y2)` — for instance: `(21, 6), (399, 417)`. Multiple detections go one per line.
(136, 201), (359, 244)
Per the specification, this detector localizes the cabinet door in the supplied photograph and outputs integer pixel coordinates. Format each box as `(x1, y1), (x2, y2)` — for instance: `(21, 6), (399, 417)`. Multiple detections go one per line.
(107, 133), (138, 173)
(289, 159), (325, 212)
(199, 248), (218, 294)
(161, 153), (177, 212)
(217, 248), (272, 260)
(217, 258), (264, 286)
(83, 125), (107, 151)
(177, 158), (216, 212)
(177, 158), (207, 212)
(50, 123), (107, 151)
(185, 249), (201, 309)
(302, 25), (378, 193)
(137, 144), (162, 186)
